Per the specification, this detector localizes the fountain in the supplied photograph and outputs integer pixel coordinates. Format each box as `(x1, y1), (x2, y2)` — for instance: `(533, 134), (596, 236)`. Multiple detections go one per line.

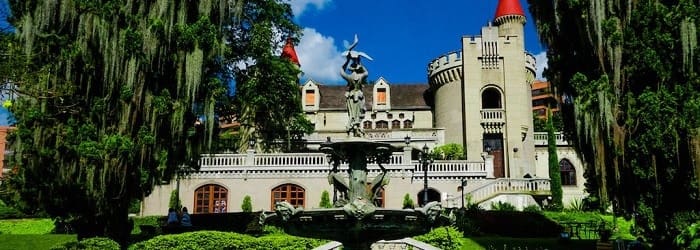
(260, 35), (450, 250)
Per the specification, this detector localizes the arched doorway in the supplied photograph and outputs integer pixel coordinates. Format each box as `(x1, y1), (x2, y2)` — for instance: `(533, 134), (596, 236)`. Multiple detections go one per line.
(271, 183), (305, 210)
(417, 188), (441, 207)
(194, 184), (228, 214)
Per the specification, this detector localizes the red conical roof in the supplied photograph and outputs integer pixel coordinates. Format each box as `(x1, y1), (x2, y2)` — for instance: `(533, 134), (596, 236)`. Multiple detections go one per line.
(281, 38), (300, 66)
(494, 0), (525, 19)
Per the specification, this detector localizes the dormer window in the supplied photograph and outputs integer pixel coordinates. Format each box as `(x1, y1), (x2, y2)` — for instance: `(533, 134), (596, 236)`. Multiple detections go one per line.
(305, 90), (315, 106)
(377, 88), (387, 105)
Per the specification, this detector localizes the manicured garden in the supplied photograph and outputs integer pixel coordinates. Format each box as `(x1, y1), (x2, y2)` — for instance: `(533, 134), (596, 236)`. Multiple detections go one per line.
(0, 209), (639, 250)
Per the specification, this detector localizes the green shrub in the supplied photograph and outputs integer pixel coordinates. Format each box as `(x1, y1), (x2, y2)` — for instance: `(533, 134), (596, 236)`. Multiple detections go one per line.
(429, 143), (465, 160)
(0, 199), (25, 219)
(565, 198), (584, 212)
(128, 199), (141, 214)
(491, 201), (516, 211)
(319, 190), (332, 208)
(241, 195), (252, 212)
(413, 226), (463, 250)
(402, 193), (415, 209)
(523, 204), (542, 213)
(675, 221), (700, 249)
(131, 216), (163, 235)
(50, 237), (120, 250)
(168, 190), (181, 211)
(128, 230), (326, 250)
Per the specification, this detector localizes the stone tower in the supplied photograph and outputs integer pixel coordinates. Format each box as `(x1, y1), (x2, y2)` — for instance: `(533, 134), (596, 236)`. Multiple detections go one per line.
(428, 0), (536, 178)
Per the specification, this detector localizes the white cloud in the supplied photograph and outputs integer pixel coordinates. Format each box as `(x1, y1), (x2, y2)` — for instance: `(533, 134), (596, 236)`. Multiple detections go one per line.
(534, 51), (548, 80)
(297, 27), (344, 84)
(290, 0), (330, 17)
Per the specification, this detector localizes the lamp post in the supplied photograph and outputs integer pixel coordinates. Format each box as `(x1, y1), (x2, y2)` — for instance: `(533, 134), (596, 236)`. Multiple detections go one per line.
(248, 137), (256, 151)
(419, 144), (433, 206)
(460, 178), (467, 209)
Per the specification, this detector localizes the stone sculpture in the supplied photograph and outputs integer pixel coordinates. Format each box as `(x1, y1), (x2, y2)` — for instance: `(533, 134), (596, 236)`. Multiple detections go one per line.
(340, 34), (372, 137)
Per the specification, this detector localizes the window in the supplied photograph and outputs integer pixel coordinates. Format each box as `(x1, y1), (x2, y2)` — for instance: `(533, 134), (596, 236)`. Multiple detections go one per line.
(377, 88), (387, 104)
(392, 120), (401, 129)
(387, 113), (393, 119)
(194, 184), (228, 214)
(363, 121), (372, 129)
(403, 120), (413, 128)
(375, 121), (389, 129)
(481, 88), (502, 109)
(399, 113), (404, 119)
(371, 113), (377, 119)
(271, 184), (305, 210)
(305, 90), (315, 106)
(560, 159), (576, 186)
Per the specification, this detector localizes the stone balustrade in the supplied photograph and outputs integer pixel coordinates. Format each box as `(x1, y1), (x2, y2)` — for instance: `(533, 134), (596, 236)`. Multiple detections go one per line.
(195, 152), (487, 180)
(464, 178), (551, 204)
(533, 132), (570, 146)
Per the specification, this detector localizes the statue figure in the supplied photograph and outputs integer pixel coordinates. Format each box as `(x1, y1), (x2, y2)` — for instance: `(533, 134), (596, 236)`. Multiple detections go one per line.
(340, 35), (372, 137)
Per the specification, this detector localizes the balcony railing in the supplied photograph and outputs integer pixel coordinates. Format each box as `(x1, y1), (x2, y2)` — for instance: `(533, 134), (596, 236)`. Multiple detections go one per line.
(533, 132), (570, 146)
(444, 178), (551, 206)
(480, 109), (505, 124)
(195, 152), (487, 180)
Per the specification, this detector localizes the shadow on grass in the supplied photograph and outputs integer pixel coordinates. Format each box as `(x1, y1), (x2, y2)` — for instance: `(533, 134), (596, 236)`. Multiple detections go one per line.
(464, 237), (597, 250)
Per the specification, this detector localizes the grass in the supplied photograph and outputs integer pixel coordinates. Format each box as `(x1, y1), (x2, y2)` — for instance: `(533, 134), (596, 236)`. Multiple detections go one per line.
(463, 237), (597, 250)
(0, 234), (76, 250)
(0, 218), (55, 234)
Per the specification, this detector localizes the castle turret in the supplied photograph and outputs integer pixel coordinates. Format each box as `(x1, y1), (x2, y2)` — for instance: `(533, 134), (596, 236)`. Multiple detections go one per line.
(494, 0), (526, 39)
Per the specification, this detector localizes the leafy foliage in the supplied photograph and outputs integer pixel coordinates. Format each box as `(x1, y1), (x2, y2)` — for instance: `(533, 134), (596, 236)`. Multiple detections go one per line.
(429, 143), (466, 160)
(402, 193), (415, 209)
(127, 230), (326, 250)
(413, 226), (463, 250)
(546, 109), (563, 211)
(318, 190), (332, 208)
(168, 190), (182, 212)
(4, 0), (235, 245)
(675, 222), (700, 250)
(241, 195), (253, 212)
(491, 201), (516, 211)
(50, 237), (120, 250)
(227, 0), (312, 153)
(528, 0), (700, 247)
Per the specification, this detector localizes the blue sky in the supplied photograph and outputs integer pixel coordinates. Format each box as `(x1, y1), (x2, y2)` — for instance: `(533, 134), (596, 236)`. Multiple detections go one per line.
(0, 0), (548, 125)
(291, 0), (548, 85)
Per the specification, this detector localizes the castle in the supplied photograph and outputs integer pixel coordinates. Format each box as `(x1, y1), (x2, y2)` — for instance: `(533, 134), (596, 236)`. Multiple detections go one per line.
(138, 0), (586, 215)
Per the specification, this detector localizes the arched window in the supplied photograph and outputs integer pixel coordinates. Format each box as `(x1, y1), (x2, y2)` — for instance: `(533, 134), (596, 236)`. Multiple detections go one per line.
(271, 183), (305, 210)
(194, 184), (228, 214)
(481, 87), (502, 109)
(560, 159), (576, 186)
(376, 121), (389, 129)
(391, 120), (401, 129)
(363, 121), (372, 129)
(403, 120), (413, 128)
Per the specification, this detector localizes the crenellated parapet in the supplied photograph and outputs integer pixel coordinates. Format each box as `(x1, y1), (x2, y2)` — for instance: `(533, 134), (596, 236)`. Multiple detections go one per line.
(427, 51), (463, 89)
(525, 52), (536, 85)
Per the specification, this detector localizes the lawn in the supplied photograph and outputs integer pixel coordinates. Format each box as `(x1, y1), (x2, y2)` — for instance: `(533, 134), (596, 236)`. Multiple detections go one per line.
(0, 234), (76, 250)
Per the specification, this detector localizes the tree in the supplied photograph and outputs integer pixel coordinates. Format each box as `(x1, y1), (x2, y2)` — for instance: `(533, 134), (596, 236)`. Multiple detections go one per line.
(430, 143), (466, 160)
(5, 0), (237, 244)
(241, 195), (252, 212)
(168, 190), (182, 212)
(227, 0), (313, 153)
(319, 190), (332, 208)
(402, 193), (415, 209)
(546, 109), (562, 211)
(528, 0), (700, 246)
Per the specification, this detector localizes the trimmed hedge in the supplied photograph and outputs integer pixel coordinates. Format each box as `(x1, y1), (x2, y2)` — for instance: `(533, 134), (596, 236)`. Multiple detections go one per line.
(413, 226), (463, 250)
(0, 218), (55, 234)
(0, 200), (25, 219)
(50, 237), (120, 250)
(128, 230), (327, 250)
(463, 210), (562, 238)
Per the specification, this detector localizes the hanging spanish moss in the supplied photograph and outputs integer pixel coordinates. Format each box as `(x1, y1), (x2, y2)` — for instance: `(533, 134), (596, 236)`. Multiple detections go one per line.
(6, 0), (235, 243)
(529, 0), (700, 247)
